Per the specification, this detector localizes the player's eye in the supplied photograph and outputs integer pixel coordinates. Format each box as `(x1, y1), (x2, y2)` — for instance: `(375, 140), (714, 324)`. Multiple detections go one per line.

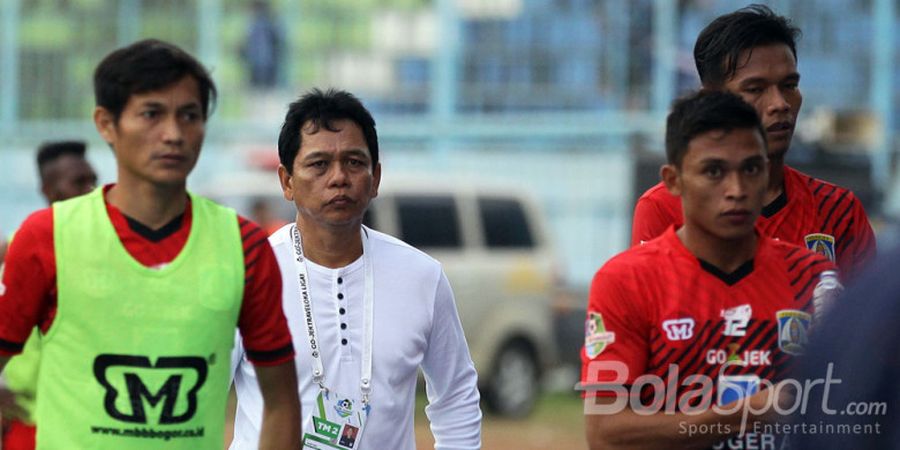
(703, 166), (723, 178)
(140, 110), (160, 119)
(742, 86), (763, 95)
(180, 110), (201, 122)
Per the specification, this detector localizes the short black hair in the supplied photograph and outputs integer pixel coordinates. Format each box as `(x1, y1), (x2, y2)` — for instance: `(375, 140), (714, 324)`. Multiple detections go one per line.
(666, 90), (766, 167)
(37, 141), (86, 179)
(694, 4), (801, 87)
(94, 39), (217, 121)
(278, 88), (379, 173)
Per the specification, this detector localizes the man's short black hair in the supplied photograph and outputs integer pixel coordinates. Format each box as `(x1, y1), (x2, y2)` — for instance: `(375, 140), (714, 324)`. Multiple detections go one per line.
(94, 39), (217, 121)
(666, 90), (766, 167)
(278, 88), (379, 173)
(37, 141), (86, 179)
(694, 4), (801, 87)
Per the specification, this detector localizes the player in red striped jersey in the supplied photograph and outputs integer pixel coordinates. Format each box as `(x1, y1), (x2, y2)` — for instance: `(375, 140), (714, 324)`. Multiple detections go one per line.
(631, 5), (875, 281)
(583, 91), (839, 449)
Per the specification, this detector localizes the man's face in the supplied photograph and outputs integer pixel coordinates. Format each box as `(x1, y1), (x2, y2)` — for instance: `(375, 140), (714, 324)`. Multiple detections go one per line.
(42, 154), (97, 203)
(664, 127), (769, 242)
(278, 119), (381, 229)
(721, 44), (801, 159)
(94, 76), (205, 187)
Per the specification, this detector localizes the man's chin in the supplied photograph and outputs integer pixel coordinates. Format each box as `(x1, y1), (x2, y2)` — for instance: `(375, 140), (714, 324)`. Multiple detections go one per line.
(322, 215), (364, 229)
(715, 226), (757, 243)
(766, 146), (789, 161)
(149, 174), (190, 187)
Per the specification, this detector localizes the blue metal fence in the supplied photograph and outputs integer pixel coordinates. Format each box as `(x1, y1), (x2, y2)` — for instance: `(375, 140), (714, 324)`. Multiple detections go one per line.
(0, 0), (896, 285)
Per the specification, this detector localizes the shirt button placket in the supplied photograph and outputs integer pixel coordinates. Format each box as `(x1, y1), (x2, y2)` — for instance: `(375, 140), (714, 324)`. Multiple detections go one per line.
(336, 272), (349, 352)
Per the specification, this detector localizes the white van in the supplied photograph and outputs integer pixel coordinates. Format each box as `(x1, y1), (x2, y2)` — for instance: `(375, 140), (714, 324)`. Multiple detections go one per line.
(204, 172), (562, 417)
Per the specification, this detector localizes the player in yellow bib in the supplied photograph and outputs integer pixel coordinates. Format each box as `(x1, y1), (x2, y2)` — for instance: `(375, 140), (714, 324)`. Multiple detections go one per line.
(0, 141), (96, 449)
(0, 40), (301, 449)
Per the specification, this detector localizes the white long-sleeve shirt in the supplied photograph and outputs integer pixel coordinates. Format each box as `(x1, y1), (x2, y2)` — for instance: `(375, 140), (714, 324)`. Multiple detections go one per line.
(230, 224), (482, 450)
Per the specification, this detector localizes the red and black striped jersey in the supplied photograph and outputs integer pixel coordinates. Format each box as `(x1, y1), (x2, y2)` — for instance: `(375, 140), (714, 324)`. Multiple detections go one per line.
(581, 226), (836, 405)
(631, 165), (875, 280)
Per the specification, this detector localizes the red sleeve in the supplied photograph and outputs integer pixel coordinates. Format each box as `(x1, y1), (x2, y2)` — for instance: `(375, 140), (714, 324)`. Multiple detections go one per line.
(236, 215), (295, 367)
(580, 260), (650, 397)
(835, 195), (876, 282)
(631, 187), (680, 247)
(0, 209), (56, 356)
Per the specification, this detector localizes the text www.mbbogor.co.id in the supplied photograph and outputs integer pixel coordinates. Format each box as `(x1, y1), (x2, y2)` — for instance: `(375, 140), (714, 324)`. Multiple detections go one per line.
(90, 425), (204, 441)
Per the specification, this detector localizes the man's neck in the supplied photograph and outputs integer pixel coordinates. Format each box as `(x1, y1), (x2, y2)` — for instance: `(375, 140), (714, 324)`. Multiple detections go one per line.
(296, 216), (363, 269)
(106, 180), (188, 230)
(676, 225), (757, 274)
(765, 155), (786, 205)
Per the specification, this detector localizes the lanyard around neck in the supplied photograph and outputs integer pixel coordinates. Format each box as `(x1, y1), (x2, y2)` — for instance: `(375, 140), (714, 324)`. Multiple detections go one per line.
(290, 225), (374, 404)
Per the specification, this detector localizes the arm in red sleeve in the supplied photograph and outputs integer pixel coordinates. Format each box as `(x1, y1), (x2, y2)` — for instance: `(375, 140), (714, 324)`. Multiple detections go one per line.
(235, 216), (294, 366)
(832, 193), (875, 282)
(0, 209), (56, 356)
(580, 260), (651, 398)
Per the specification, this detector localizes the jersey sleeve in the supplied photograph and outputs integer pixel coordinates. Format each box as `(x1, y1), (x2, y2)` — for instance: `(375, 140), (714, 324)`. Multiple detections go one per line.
(0, 209), (56, 356)
(833, 193), (875, 282)
(631, 192), (678, 247)
(782, 245), (839, 307)
(235, 216), (294, 366)
(580, 260), (651, 397)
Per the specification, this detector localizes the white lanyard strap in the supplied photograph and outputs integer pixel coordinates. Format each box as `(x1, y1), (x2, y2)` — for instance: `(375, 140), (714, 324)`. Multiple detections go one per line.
(291, 225), (375, 404)
(361, 227), (374, 404)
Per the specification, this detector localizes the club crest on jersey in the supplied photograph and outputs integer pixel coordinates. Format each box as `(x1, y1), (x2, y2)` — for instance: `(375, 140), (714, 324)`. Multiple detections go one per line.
(777, 310), (811, 355)
(585, 312), (616, 358)
(721, 304), (752, 337)
(804, 233), (836, 261)
(661, 318), (695, 341)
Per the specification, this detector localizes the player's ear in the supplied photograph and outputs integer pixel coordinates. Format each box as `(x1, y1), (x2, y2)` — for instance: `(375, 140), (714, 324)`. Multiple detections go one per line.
(94, 107), (116, 145)
(277, 164), (294, 201)
(370, 162), (381, 199)
(40, 183), (52, 201)
(661, 164), (681, 196)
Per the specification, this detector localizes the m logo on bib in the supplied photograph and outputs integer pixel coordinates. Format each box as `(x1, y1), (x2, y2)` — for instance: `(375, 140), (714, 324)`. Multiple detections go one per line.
(93, 354), (208, 424)
(804, 233), (836, 261)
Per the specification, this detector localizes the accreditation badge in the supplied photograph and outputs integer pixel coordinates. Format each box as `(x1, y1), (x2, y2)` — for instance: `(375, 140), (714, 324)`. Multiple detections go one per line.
(301, 390), (370, 450)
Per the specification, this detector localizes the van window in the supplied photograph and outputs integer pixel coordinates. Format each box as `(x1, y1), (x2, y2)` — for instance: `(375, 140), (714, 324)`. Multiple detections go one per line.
(478, 197), (534, 248)
(396, 195), (462, 249)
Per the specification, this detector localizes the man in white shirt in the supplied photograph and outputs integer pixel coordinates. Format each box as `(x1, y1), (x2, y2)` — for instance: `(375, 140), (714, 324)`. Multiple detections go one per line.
(230, 88), (482, 450)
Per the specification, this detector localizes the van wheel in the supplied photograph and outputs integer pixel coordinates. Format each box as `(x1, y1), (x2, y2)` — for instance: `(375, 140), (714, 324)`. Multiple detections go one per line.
(484, 342), (539, 418)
